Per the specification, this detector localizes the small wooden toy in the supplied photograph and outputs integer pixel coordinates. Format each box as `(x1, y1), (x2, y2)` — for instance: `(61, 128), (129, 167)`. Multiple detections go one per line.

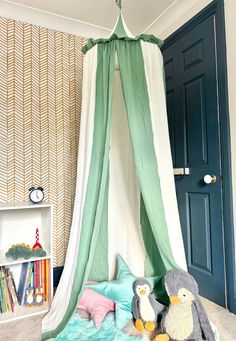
(32, 227), (43, 250)
(5, 243), (32, 260)
(34, 287), (45, 305)
(25, 288), (34, 306)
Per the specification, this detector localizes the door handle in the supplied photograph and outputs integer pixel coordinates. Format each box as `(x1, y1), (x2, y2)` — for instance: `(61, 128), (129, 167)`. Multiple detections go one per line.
(204, 174), (217, 184)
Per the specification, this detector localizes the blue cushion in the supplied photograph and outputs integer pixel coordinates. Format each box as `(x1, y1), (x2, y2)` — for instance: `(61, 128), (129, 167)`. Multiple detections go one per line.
(88, 254), (161, 329)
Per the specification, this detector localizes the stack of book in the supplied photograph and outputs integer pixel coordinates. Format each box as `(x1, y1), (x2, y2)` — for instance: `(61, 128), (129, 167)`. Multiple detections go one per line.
(0, 267), (18, 313)
(0, 259), (49, 314)
(18, 259), (50, 306)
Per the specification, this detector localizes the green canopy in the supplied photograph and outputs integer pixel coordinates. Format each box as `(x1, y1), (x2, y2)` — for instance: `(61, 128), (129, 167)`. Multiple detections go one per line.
(42, 13), (186, 340)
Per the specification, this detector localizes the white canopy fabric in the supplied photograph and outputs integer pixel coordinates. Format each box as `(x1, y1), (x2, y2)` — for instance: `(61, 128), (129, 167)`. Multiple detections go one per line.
(42, 14), (187, 340)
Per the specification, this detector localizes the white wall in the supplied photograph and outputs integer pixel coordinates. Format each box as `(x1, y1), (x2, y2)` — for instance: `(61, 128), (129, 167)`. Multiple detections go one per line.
(0, 1), (111, 38)
(144, 0), (213, 39)
(146, 0), (236, 256)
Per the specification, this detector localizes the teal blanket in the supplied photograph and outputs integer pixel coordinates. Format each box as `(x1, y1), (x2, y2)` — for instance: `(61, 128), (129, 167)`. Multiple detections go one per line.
(49, 312), (147, 341)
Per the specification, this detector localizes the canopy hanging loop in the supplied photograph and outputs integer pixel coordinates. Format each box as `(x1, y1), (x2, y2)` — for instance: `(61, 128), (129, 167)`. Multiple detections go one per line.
(115, 0), (122, 11)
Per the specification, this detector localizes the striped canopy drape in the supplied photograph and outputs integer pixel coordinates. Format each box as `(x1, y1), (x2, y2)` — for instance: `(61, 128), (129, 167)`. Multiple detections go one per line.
(42, 14), (187, 340)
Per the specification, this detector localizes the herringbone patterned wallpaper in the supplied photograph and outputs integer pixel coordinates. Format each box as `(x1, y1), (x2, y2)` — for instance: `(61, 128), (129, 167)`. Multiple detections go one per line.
(0, 17), (86, 267)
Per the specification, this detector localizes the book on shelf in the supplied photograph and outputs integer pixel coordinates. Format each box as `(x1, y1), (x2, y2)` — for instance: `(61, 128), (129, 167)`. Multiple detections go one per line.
(6, 268), (18, 307)
(21, 262), (34, 306)
(44, 259), (48, 302)
(0, 267), (18, 314)
(33, 260), (49, 303)
(17, 262), (30, 306)
(0, 259), (50, 315)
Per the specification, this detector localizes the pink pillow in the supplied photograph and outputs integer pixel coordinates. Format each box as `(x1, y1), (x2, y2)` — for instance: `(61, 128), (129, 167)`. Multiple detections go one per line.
(77, 288), (115, 329)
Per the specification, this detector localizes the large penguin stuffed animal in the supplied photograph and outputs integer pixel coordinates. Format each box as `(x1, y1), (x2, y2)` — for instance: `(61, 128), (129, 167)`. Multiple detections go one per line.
(132, 278), (165, 332)
(154, 269), (215, 341)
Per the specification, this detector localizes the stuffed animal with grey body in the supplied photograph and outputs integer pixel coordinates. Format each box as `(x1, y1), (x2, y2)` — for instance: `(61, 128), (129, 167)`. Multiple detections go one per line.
(132, 278), (165, 332)
(154, 269), (215, 341)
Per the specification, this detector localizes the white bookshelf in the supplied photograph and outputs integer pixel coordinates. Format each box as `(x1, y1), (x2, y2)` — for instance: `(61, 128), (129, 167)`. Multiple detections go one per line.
(0, 202), (53, 324)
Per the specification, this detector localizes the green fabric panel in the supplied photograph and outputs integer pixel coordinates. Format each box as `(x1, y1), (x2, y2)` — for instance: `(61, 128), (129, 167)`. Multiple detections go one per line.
(140, 196), (166, 277)
(43, 42), (116, 340)
(88, 174), (109, 281)
(82, 34), (164, 54)
(113, 14), (129, 38)
(140, 195), (169, 305)
(116, 39), (177, 272)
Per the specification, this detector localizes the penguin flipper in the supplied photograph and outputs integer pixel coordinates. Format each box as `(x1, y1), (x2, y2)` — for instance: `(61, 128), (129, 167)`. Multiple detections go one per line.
(194, 297), (215, 341)
(150, 297), (166, 313)
(132, 295), (140, 320)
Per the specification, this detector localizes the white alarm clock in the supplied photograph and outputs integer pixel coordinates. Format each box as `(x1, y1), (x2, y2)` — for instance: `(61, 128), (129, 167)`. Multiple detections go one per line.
(29, 186), (44, 204)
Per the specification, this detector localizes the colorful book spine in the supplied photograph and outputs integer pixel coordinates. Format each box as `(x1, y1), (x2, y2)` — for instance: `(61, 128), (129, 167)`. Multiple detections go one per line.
(22, 262), (34, 305)
(33, 261), (37, 291)
(41, 260), (45, 295)
(17, 262), (30, 306)
(7, 274), (13, 311)
(34, 261), (39, 290)
(0, 259), (50, 315)
(0, 267), (19, 313)
(0, 269), (5, 313)
(6, 269), (18, 308)
(44, 259), (48, 302)
(1, 270), (10, 312)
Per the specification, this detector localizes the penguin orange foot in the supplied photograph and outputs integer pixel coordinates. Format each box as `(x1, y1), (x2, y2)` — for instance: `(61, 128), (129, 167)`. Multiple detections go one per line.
(135, 319), (144, 332)
(154, 334), (170, 341)
(144, 321), (155, 331)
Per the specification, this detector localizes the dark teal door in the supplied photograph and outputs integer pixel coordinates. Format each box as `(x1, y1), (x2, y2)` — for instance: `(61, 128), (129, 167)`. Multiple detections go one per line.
(163, 14), (226, 306)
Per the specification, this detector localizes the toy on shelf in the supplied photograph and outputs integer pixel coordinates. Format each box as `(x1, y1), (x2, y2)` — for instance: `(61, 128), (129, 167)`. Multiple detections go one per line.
(25, 287), (45, 307)
(25, 288), (34, 306)
(32, 228), (43, 250)
(34, 287), (45, 305)
(5, 243), (32, 260)
(132, 278), (165, 332)
(154, 269), (215, 341)
(5, 228), (47, 260)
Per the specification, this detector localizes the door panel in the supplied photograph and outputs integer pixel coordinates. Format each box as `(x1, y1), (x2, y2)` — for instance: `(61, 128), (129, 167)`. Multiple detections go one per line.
(187, 192), (212, 272)
(163, 14), (226, 306)
(185, 75), (207, 164)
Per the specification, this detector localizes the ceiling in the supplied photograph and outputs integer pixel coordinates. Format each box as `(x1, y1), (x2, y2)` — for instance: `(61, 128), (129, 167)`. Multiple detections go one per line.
(2, 0), (178, 35)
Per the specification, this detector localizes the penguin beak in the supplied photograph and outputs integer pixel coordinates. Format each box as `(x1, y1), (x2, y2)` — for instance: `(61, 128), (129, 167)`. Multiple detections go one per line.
(170, 296), (181, 304)
(140, 289), (146, 295)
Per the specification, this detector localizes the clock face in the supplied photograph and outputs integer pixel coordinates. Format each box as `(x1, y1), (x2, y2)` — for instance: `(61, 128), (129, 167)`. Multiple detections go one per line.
(30, 189), (44, 203)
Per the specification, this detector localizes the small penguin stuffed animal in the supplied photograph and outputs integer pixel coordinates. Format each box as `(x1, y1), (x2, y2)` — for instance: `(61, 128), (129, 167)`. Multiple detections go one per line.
(132, 278), (165, 332)
(154, 269), (215, 341)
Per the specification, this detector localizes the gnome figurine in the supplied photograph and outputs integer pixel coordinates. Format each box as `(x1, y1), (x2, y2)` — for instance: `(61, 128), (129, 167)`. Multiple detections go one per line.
(154, 269), (215, 341)
(132, 278), (165, 332)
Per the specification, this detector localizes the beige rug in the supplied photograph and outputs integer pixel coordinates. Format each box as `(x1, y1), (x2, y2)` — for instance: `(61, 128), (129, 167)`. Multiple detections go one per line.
(1, 297), (235, 340)
(201, 297), (236, 341)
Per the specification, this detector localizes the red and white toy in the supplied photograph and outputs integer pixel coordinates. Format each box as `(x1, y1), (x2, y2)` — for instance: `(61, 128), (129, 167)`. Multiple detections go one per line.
(32, 227), (43, 250)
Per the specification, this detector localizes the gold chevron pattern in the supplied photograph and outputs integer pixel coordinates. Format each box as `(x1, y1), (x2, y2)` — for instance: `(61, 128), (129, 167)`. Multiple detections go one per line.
(0, 17), (86, 267)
